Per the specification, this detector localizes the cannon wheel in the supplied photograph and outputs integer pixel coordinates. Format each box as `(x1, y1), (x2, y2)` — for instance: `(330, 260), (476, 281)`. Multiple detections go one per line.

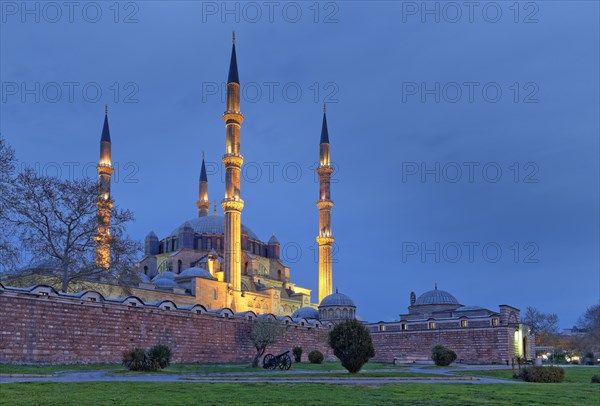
(278, 353), (292, 370)
(263, 354), (275, 369)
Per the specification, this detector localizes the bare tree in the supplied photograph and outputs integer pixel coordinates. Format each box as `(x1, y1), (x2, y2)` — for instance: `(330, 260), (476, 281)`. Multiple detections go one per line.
(4, 168), (141, 292)
(249, 318), (285, 368)
(575, 304), (600, 354)
(522, 306), (559, 346)
(0, 134), (19, 272)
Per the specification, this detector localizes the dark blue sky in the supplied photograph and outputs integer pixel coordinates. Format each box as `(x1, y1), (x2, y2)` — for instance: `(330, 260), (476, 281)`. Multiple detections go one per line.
(1, 1), (598, 327)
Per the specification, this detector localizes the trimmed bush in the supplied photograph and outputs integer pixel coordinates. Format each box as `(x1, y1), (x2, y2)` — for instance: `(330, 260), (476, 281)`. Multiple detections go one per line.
(431, 345), (457, 367)
(328, 319), (375, 373)
(591, 375), (600, 383)
(308, 350), (324, 364)
(292, 346), (303, 363)
(148, 344), (172, 370)
(520, 366), (564, 383)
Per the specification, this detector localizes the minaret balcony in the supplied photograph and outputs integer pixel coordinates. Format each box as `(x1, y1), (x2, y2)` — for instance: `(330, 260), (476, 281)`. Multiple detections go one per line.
(316, 235), (335, 245)
(316, 199), (334, 209)
(222, 153), (244, 167)
(317, 165), (333, 175)
(221, 197), (245, 212)
(96, 163), (114, 175)
(223, 111), (244, 125)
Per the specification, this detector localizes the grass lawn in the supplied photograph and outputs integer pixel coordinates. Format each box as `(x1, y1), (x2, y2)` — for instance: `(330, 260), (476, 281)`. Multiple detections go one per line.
(1, 382), (599, 405)
(185, 371), (443, 379)
(454, 366), (600, 383)
(0, 364), (122, 375)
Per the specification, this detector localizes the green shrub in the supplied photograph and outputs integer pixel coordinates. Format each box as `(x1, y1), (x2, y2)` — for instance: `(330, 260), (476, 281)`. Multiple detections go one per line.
(520, 366), (564, 383)
(591, 375), (600, 383)
(148, 344), (172, 370)
(308, 350), (324, 364)
(122, 345), (172, 372)
(328, 319), (375, 373)
(292, 346), (303, 363)
(122, 348), (151, 372)
(431, 345), (457, 367)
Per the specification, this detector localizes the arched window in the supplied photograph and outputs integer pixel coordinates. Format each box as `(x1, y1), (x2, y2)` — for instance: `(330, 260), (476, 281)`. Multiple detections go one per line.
(277, 270), (282, 281)
(213, 288), (217, 300)
(217, 238), (222, 250)
(206, 238), (212, 250)
(342, 308), (348, 318)
(335, 309), (341, 318)
(177, 260), (182, 273)
(143, 265), (148, 274)
(328, 309), (334, 318)
(244, 262), (249, 275)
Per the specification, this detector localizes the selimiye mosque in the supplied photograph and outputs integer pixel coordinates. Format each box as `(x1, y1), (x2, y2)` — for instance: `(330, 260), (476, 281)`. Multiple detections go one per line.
(93, 34), (351, 320)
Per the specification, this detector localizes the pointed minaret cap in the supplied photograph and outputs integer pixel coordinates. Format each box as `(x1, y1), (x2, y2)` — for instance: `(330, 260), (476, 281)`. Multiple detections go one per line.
(101, 104), (111, 142)
(320, 103), (329, 144)
(200, 151), (208, 181)
(227, 32), (239, 84)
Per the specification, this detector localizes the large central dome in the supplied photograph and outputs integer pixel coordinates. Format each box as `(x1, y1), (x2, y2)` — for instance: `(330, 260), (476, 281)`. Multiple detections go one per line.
(171, 215), (260, 241)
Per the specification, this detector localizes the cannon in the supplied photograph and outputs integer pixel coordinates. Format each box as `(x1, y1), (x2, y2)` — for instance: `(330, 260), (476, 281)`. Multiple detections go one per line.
(263, 350), (292, 370)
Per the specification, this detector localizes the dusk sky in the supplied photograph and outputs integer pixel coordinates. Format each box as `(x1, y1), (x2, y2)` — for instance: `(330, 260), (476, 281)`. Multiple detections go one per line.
(1, 1), (598, 327)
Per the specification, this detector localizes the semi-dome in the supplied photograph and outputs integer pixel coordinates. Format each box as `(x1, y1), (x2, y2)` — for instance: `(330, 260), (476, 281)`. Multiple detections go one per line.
(292, 307), (319, 319)
(170, 215), (260, 241)
(179, 267), (215, 280)
(415, 288), (459, 306)
(152, 271), (176, 282)
(319, 292), (355, 308)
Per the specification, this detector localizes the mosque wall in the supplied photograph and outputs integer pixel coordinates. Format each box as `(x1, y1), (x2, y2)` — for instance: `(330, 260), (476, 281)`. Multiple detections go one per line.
(0, 286), (331, 365)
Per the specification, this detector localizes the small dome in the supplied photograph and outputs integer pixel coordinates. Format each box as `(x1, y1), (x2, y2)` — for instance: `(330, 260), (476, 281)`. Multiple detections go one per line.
(145, 230), (158, 240)
(138, 273), (151, 283)
(152, 271), (176, 282)
(179, 267), (215, 279)
(415, 288), (459, 306)
(268, 234), (279, 244)
(319, 292), (355, 308)
(153, 278), (178, 288)
(292, 307), (319, 319)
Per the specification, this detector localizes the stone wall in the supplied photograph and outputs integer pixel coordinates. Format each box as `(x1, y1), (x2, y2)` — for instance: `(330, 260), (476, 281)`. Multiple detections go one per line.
(369, 328), (514, 363)
(0, 286), (330, 364)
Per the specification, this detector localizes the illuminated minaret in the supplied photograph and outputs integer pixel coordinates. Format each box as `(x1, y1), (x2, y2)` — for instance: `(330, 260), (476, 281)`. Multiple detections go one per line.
(196, 152), (210, 217)
(221, 33), (244, 292)
(317, 104), (334, 303)
(95, 105), (114, 269)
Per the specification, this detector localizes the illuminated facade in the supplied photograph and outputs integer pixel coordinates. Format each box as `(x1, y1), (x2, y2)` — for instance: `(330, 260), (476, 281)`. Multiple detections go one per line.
(136, 35), (324, 315)
(95, 105), (113, 269)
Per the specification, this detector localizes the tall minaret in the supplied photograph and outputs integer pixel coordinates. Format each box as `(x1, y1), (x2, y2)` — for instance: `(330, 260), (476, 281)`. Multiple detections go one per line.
(95, 105), (114, 269)
(221, 32), (244, 292)
(196, 152), (210, 216)
(317, 104), (334, 303)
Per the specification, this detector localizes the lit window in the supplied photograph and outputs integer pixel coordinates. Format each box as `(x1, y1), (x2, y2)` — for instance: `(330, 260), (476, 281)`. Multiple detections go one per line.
(461, 320), (468, 328)
(401, 324), (407, 331)
(428, 322), (435, 329)
(492, 318), (499, 327)
(379, 325), (386, 332)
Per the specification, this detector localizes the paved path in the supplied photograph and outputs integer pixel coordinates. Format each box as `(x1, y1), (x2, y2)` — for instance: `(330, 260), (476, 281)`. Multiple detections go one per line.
(0, 365), (520, 385)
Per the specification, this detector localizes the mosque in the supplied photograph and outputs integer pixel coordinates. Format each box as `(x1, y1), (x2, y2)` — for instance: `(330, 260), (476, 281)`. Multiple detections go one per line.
(94, 36), (343, 319)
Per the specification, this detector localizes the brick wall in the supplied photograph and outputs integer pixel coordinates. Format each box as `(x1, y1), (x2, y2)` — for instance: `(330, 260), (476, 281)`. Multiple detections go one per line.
(0, 290), (331, 364)
(369, 328), (514, 363)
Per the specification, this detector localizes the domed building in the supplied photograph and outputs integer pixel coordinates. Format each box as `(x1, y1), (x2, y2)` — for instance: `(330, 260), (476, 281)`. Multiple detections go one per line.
(318, 290), (356, 322)
(365, 285), (535, 364)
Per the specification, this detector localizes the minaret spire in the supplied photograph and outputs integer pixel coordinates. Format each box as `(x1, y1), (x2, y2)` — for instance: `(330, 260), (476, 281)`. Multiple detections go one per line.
(222, 35), (245, 296)
(96, 106), (114, 269)
(197, 151), (210, 216)
(316, 106), (334, 303)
